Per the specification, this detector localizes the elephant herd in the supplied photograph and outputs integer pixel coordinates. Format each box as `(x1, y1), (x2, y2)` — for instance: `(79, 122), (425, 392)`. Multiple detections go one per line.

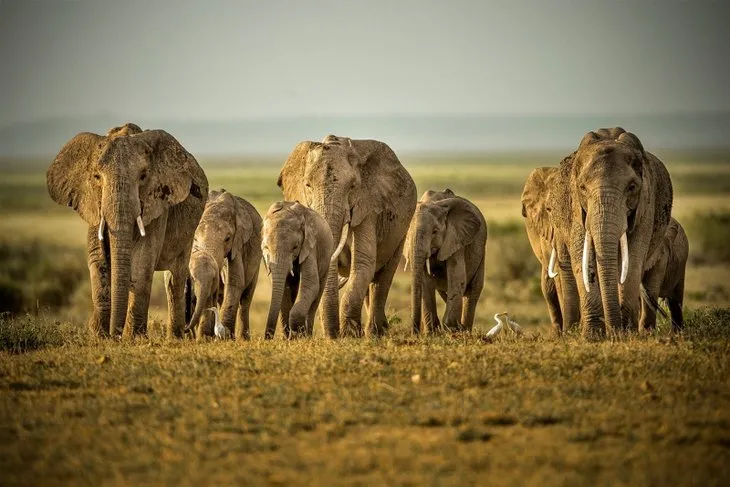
(46, 123), (687, 341)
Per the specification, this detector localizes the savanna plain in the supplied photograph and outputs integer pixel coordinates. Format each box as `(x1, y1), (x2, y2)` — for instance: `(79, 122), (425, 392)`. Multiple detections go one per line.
(1, 151), (730, 486)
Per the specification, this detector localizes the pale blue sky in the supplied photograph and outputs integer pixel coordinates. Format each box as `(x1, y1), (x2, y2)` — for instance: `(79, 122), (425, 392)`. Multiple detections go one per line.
(1, 0), (728, 127)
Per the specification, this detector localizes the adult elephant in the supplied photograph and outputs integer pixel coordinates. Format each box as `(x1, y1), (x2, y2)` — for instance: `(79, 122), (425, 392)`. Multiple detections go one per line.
(47, 123), (208, 339)
(521, 168), (565, 334)
(277, 135), (417, 337)
(567, 127), (673, 337)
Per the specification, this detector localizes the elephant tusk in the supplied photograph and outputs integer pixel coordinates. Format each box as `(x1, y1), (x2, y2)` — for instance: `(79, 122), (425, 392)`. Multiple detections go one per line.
(330, 223), (349, 263)
(98, 216), (105, 241)
(403, 256), (409, 272)
(263, 253), (271, 275)
(619, 232), (629, 285)
(425, 258), (431, 276)
(547, 247), (558, 278)
(582, 229), (593, 293)
(338, 276), (349, 289)
(136, 215), (146, 237)
(290, 262), (295, 277)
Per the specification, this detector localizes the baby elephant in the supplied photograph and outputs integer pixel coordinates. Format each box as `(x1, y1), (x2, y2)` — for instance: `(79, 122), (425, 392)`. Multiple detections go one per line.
(187, 189), (262, 340)
(642, 217), (689, 332)
(262, 201), (334, 339)
(404, 189), (488, 334)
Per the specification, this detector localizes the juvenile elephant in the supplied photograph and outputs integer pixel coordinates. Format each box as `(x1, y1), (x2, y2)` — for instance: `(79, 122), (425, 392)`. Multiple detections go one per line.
(278, 135), (417, 337)
(566, 127), (673, 337)
(404, 189), (487, 334)
(521, 168), (564, 334)
(47, 123), (208, 338)
(642, 217), (688, 332)
(187, 189), (262, 340)
(262, 201), (334, 339)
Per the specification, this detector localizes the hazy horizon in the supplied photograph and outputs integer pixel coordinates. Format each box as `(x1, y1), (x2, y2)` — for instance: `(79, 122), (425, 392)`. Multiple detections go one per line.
(1, 1), (728, 155)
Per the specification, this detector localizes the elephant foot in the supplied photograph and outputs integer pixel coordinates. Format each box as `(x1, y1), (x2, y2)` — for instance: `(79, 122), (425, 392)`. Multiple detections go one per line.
(340, 318), (363, 338)
(86, 312), (110, 338)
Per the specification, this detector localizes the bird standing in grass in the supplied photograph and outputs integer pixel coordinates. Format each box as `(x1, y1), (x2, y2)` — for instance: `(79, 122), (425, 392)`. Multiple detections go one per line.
(486, 312), (523, 339)
(208, 306), (231, 340)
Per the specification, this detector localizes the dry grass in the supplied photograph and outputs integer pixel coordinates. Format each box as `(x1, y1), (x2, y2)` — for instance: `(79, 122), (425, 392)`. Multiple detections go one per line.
(1, 154), (729, 485)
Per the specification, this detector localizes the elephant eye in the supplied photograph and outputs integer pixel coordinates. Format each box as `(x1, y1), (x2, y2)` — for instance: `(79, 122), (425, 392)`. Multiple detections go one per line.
(579, 184), (587, 193)
(224, 235), (231, 242)
(305, 182), (312, 190)
(93, 173), (101, 181)
(140, 172), (147, 182)
(627, 182), (637, 192)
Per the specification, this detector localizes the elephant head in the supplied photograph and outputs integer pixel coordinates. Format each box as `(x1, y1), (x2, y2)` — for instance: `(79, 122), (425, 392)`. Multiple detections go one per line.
(405, 190), (482, 334)
(261, 201), (318, 338)
(187, 189), (255, 334)
(47, 126), (207, 336)
(570, 127), (649, 332)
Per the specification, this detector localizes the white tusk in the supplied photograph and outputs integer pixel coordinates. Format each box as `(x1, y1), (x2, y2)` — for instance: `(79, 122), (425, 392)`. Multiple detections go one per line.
(330, 223), (349, 263)
(98, 216), (105, 241)
(136, 215), (146, 237)
(547, 247), (558, 278)
(403, 256), (409, 272)
(290, 262), (295, 277)
(425, 258), (431, 276)
(263, 253), (271, 275)
(619, 232), (629, 285)
(582, 229), (592, 293)
(338, 276), (349, 289)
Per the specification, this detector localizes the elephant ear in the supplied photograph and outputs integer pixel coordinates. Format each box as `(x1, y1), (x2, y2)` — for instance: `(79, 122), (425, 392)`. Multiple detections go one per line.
(135, 130), (208, 225)
(231, 195), (254, 262)
(436, 198), (483, 261)
(349, 139), (402, 228)
(278, 141), (316, 204)
(295, 203), (317, 264)
(46, 132), (107, 226)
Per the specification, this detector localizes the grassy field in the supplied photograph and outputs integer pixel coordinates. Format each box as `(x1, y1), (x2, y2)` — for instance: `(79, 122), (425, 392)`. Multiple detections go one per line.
(1, 151), (730, 485)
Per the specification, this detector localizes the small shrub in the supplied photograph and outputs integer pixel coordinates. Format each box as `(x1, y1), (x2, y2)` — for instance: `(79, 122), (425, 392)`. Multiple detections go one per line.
(682, 307), (730, 341)
(0, 240), (87, 313)
(685, 212), (730, 265)
(0, 314), (86, 353)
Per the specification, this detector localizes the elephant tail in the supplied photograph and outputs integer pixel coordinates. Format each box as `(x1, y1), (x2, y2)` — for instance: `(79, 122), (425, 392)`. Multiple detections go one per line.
(640, 284), (672, 324)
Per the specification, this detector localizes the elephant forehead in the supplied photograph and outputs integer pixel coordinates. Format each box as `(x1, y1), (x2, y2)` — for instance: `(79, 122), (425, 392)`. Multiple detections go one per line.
(97, 140), (146, 172)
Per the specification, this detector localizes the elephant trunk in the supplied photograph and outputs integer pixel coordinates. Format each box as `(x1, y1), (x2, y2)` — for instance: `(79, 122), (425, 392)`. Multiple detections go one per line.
(265, 261), (289, 339)
(588, 198), (624, 334)
(410, 226), (429, 334)
(320, 207), (347, 338)
(187, 276), (214, 335)
(108, 218), (134, 337)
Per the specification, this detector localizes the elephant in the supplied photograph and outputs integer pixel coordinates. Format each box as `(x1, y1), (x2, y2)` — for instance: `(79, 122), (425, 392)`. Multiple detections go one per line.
(641, 217), (688, 332)
(261, 201), (334, 339)
(186, 189), (262, 340)
(404, 189), (487, 334)
(563, 127), (673, 337)
(277, 135), (417, 337)
(521, 167), (565, 334)
(46, 123), (208, 339)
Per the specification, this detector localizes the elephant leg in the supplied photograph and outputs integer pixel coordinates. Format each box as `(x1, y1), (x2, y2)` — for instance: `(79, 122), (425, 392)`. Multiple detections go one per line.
(220, 258), (245, 339)
(236, 275), (257, 340)
(668, 278), (685, 332)
(279, 275), (297, 339)
(86, 225), (111, 338)
(366, 240), (404, 337)
(541, 266), (563, 335)
(443, 251), (467, 332)
(423, 276), (441, 334)
(558, 256), (580, 333)
(163, 258), (189, 340)
(290, 258), (320, 338)
(462, 256), (485, 332)
(307, 293), (323, 337)
(123, 218), (166, 339)
(639, 266), (663, 333)
(340, 218), (377, 337)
